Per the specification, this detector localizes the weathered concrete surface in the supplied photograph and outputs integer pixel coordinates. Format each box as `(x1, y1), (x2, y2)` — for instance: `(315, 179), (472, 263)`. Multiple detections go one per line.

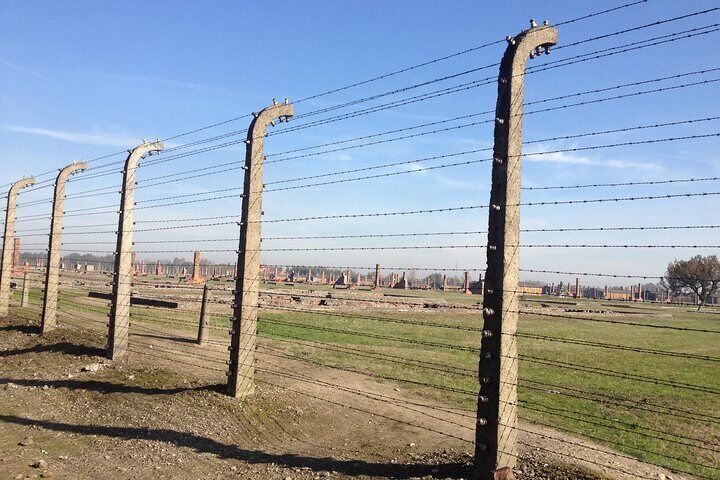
(11, 238), (21, 274)
(476, 23), (558, 480)
(108, 141), (163, 360)
(228, 101), (293, 398)
(41, 161), (87, 333)
(0, 177), (36, 317)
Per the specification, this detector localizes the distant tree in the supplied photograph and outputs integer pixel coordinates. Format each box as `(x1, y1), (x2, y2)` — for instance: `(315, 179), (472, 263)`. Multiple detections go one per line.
(408, 269), (417, 283)
(425, 273), (444, 288)
(664, 255), (720, 311)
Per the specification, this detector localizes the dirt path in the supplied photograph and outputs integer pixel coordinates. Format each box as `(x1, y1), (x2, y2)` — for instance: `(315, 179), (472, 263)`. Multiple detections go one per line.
(0, 312), (685, 479)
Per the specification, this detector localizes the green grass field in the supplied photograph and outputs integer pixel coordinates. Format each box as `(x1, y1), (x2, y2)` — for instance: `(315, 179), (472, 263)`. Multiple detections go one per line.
(13, 282), (720, 479)
(257, 297), (719, 479)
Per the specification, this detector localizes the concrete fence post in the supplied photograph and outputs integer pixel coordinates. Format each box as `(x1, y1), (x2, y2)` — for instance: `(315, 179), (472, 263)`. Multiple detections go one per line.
(373, 264), (380, 290)
(21, 272), (29, 307)
(41, 161), (87, 333)
(475, 22), (557, 480)
(0, 177), (36, 317)
(227, 100), (294, 398)
(197, 284), (210, 345)
(108, 141), (163, 360)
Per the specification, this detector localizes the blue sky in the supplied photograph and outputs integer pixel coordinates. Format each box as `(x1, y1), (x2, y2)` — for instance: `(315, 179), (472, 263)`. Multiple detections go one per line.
(1, 0), (719, 285)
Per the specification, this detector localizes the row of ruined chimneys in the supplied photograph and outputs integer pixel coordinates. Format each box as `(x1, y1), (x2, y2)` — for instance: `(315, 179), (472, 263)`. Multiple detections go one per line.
(542, 280), (666, 301)
(8, 247), (236, 286)
(4, 241), (671, 301)
(256, 264), (486, 293)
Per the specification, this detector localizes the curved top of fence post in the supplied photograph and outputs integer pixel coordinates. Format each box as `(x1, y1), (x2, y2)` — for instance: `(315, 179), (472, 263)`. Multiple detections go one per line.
(124, 140), (164, 171)
(246, 100), (294, 153)
(56, 161), (87, 184)
(502, 21), (558, 75)
(7, 177), (36, 199)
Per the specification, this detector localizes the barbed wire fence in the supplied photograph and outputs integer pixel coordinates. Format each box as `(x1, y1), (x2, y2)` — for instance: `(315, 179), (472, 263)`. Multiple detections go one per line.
(1, 2), (719, 479)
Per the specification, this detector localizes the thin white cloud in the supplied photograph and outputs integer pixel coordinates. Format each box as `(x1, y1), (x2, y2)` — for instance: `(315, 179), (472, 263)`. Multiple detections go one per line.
(403, 162), (427, 173)
(0, 57), (48, 80)
(96, 72), (217, 92)
(2, 125), (140, 148)
(525, 148), (661, 170)
(433, 174), (484, 189)
(78, 70), (243, 98)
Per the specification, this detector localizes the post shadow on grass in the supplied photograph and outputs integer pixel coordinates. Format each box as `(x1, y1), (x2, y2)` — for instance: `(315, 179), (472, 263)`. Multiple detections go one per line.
(0, 415), (471, 479)
(0, 342), (105, 358)
(0, 324), (40, 334)
(132, 331), (198, 344)
(0, 378), (222, 396)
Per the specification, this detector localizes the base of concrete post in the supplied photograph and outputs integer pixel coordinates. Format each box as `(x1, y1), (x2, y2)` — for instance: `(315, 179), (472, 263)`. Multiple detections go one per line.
(494, 467), (516, 480)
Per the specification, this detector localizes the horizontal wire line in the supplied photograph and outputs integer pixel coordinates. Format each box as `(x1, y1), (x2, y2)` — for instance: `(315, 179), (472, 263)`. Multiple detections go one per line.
(256, 303), (719, 362)
(11, 66), (719, 207)
(56, 287), (720, 426)
(268, 24), (720, 138)
(0, 2), (706, 196)
(292, 0), (653, 106)
(51, 243), (719, 254)
(257, 317), (720, 394)
(1, 256), (717, 288)
(37, 258), (716, 285)
(266, 98), (720, 164)
(15, 130), (713, 219)
(20, 112), (720, 210)
(10, 15), (706, 195)
(29, 222), (720, 239)
(260, 349), (720, 463)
